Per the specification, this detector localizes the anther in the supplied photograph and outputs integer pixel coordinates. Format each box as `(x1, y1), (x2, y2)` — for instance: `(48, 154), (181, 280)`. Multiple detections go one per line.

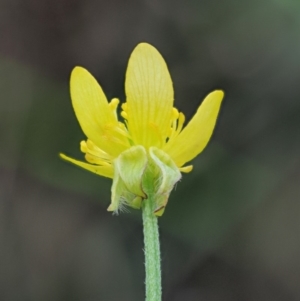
(121, 111), (128, 119)
(121, 102), (128, 112)
(172, 108), (179, 120)
(80, 141), (88, 153)
(109, 98), (119, 110)
(176, 112), (185, 134)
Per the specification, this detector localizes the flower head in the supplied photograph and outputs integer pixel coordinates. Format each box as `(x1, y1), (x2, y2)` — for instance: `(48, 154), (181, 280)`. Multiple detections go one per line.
(60, 43), (223, 216)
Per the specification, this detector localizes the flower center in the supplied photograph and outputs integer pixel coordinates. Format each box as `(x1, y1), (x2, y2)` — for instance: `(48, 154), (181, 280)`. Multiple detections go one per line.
(120, 102), (186, 148)
(80, 100), (192, 174)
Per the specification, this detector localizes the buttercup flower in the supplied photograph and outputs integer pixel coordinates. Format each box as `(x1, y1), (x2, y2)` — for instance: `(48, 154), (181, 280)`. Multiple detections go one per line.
(60, 43), (223, 216)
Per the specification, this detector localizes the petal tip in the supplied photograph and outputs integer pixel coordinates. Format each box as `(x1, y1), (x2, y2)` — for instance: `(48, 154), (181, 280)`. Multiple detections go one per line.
(204, 90), (224, 107)
(212, 90), (225, 101)
(131, 42), (161, 59)
(71, 66), (89, 80)
(134, 42), (156, 51)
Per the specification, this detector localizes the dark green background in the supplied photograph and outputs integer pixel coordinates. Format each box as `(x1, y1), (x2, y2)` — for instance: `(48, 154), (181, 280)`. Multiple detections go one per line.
(1, 0), (300, 300)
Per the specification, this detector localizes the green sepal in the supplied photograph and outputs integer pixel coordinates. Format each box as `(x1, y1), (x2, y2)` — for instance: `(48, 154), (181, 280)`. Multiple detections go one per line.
(107, 146), (147, 212)
(149, 147), (181, 216)
(108, 145), (181, 216)
(131, 196), (143, 209)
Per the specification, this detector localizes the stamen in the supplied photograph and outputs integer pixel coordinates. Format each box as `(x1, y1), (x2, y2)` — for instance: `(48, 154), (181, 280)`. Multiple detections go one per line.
(166, 109), (186, 144)
(109, 98), (120, 121)
(167, 127), (173, 137)
(121, 102), (129, 121)
(121, 111), (128, 119)
(80, 140), (88, 153)
(118, 122), (127, 130)
(176, 112), (185, 135)
(172, 108), (179, 121)
(109, 98), (119, 110)
(86, 140), (112, 160)
(80, 139), (114, 166)
(80, 139), (113, 167)
(103, 121), (132, 145)
(121, 102), (128, 112)
(112, 124), (132, 139)
(102, 134), (132, 149)
(85, 153), (111, 166)
(149, 122), (164, 147)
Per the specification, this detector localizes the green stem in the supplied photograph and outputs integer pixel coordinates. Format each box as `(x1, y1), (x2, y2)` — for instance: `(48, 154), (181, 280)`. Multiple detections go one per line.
(142, 194), (162, 301)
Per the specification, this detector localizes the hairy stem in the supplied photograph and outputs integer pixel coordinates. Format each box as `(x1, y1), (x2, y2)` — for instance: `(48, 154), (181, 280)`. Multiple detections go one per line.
(142, 194), (162, 301)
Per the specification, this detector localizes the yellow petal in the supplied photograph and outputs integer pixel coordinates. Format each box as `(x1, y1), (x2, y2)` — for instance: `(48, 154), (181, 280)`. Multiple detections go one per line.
(164, 90), (224, 167)
(125, 43), (174, 148)
(116, 146), (147, 198)
(60, 153), (113, 178)
(70, 67), (128, 157)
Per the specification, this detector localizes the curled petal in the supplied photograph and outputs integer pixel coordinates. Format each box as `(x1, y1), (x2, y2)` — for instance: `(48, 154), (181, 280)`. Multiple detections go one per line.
(164, 90), (223, 167)
(148, 147), (181, 216)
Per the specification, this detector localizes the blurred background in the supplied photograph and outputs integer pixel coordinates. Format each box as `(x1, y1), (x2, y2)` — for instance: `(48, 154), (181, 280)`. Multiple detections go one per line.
(1, 0), (300, 300)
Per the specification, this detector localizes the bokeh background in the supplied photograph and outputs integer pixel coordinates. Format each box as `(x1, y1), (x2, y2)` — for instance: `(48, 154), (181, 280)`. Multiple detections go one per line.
(1, 0), (300, 300)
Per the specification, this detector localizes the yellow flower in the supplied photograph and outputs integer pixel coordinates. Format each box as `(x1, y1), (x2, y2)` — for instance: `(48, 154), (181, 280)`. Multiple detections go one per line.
(60, 43), (223, 216)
